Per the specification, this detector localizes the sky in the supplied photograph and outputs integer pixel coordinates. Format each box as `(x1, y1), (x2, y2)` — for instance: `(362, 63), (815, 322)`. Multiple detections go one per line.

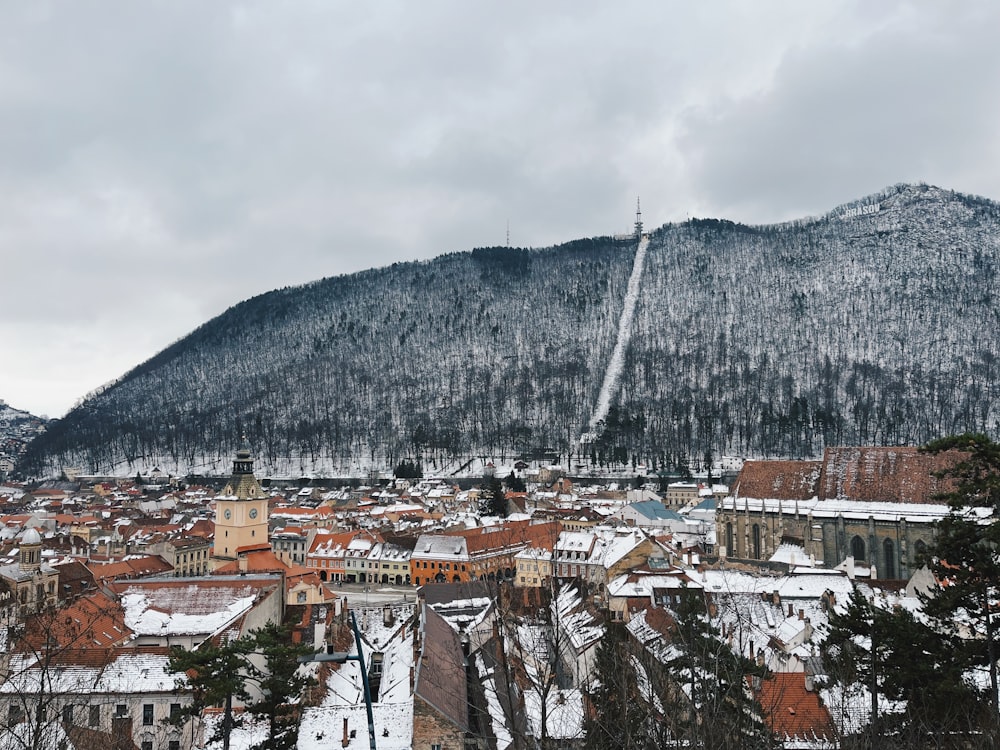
(2, 1), (999, 419)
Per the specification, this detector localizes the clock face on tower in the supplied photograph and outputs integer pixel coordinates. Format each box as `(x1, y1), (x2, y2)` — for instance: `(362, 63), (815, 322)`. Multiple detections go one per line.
(224, 509), (232, 520)
(249, 508), (258, 519)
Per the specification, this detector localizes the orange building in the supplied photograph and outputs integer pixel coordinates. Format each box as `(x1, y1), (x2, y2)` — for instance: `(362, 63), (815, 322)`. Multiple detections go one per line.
(410, 520), (561, 586)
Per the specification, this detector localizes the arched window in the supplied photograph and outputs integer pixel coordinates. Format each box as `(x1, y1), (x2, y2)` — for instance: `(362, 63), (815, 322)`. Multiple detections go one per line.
(726, 523), (734, 556)
(751, 524), (761, 559)
(914, 539), (928, 563)
(883, 538), (896, 579)
(851, 535), (866, 562)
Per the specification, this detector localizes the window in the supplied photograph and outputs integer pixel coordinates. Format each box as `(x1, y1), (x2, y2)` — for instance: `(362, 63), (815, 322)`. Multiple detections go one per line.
(169, 742), (180, 750)
(883, 538), (896, 579)
(170, 703), (181, 721)
(751, 524), (761, 559)
(9, 704), (23, 724)
(141, 742), (153, 750)
(115, 704), (128, 718)
(89, 705), (100, 727)
(62, 704), (74, 724)
(851, 535), (866, 563)
(143, 704), (154, 726)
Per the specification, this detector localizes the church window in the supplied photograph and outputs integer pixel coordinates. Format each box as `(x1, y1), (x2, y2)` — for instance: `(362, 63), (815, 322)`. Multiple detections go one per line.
(851, 535), (866, 562)
(883, 538), (896, 579)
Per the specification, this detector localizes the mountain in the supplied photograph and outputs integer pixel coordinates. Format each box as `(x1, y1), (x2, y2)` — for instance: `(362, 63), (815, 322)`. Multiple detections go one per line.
(0, 400), (48, 472)
(20, 183), (1000, 478)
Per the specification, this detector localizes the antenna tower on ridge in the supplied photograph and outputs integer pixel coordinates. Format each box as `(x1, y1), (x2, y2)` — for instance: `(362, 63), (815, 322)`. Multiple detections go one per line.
(506, 219), (510, 248)
(634, 196), (643, 238)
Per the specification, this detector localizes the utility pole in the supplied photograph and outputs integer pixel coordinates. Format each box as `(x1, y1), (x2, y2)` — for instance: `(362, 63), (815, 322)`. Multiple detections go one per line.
(300, 609), (377, 750)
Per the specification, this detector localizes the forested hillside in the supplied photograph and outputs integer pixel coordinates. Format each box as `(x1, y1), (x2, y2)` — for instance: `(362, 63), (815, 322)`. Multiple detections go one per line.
(21, 184), (1000, 478)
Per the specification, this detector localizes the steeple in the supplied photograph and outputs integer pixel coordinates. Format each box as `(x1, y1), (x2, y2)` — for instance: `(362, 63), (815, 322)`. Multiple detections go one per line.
(19, 527), (42, 572)
(221, 439), (266, 501)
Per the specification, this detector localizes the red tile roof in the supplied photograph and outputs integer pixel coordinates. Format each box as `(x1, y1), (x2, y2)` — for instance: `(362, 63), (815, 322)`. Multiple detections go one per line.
(817, 446), (960, 504)
(753, 672), (835, 743)
(733, 461), (822, 501)
(733, 446), (965, 505)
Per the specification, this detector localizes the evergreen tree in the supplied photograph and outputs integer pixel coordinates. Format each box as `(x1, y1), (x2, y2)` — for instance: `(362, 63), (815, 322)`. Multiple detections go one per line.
(503, 472), (526, 493)
(167, 625), (315, 750)
(665, 586), (772, 749)
(825, 585), (991, 747)
(245, 623), (316, 750)
(583, 621), (648, 750)
(167, 638), (254, 750)
(919, 433), (1000, 738)
(479, 475), (508, 517)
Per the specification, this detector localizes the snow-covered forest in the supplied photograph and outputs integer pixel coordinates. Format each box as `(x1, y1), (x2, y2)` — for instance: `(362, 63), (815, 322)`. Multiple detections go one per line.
(20, 183), (1000, 477)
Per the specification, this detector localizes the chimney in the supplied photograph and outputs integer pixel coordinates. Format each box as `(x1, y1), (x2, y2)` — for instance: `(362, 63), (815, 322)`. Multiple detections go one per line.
(772, 590), (780, 606)
(342, 717), (350, 747)
(798, 608), (805, 621)
(805, 674), (815, 692)
(787, 603), (794, 617)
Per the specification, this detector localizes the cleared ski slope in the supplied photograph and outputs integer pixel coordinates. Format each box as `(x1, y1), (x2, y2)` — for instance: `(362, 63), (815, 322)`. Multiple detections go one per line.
(586, 234), (650, 435)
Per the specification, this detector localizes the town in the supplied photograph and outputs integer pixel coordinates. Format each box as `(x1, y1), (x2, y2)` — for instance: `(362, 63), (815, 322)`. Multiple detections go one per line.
(0, 438), (990, 750)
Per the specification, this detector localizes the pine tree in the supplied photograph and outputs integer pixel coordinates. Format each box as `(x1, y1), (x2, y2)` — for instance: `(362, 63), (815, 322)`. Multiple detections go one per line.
(825, 585), (991, 747)
(244, 623), (316, 750)
(167, 638), (254, 750)
(480, 475), (508, 517)
(583, 621), (647, 750)
(665, 586), (772, 749)
(918, 433), (1000, 740)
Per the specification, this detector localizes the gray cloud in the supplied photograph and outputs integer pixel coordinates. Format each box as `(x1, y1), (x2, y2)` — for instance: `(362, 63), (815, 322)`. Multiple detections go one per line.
(1, 1), (997, 417)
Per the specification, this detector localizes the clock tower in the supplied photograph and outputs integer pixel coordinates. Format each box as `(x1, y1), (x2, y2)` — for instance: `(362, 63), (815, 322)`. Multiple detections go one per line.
(212, 441), (270, 567)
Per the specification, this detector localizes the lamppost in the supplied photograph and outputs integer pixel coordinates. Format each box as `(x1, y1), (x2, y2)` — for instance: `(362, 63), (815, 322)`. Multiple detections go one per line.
(299, 609), (377, 750)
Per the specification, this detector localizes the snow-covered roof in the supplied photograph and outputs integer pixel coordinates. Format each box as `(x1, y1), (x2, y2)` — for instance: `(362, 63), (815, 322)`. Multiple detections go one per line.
(1, 650), (178, 695)
(113, 579), (275, 638)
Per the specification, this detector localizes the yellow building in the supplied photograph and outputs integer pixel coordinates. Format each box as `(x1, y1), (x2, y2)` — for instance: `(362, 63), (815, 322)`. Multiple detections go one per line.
(212, 443), (270, 567)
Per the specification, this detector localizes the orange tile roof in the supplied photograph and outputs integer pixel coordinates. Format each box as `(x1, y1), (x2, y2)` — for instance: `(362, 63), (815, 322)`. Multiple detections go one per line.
(84, 555), (174, 583)
(817, 446), (960, 504)
(753, 672), (835, 742)
(734, 446), (965, 505)
(21, 590), (132, 655)
(213, 549), (289, 575)
(734, 461), (822, 501)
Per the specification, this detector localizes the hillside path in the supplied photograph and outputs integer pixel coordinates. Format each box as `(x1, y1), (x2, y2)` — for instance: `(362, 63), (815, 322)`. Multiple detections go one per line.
(586, 234), (650, 434)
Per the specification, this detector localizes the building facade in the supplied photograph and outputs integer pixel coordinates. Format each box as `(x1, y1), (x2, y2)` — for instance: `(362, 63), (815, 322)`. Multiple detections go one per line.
(717, 447), (960, 579)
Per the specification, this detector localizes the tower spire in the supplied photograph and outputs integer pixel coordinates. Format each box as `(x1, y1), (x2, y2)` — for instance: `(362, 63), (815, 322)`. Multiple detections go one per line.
(634, 196), (643, 238)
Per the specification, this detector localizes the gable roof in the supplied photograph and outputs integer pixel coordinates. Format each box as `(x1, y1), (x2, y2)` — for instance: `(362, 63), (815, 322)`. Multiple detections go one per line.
(733, 461), (822, 501)
(628, 499), (682, 522)
(733, 446), (964, 505)
(754, 672), (835, 743)
(816, 446), (959, 504)
(414, 604), (469, 732)
(109, 576), (281, 639)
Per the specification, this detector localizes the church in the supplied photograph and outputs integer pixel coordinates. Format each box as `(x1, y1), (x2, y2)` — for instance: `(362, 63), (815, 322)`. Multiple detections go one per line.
(0, 527), (60, 621)
(716, 446), (961, 580)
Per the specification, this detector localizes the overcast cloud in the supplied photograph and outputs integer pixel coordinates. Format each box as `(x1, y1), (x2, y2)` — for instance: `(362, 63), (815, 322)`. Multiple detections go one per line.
(2, 1), (997, 418)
